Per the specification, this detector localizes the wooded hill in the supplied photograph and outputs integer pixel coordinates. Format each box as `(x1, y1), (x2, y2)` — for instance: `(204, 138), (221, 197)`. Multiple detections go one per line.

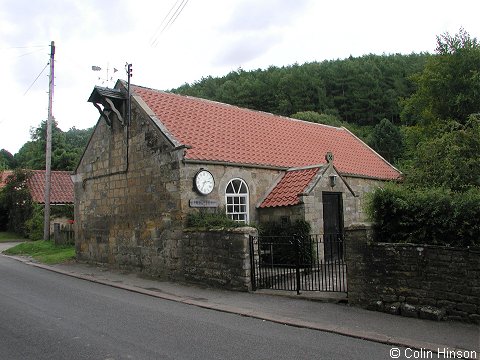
(172, 53), (429, 126)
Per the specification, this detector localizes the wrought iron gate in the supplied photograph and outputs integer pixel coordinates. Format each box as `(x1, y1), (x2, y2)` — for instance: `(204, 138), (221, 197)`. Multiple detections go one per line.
(249, 234), (347, 294)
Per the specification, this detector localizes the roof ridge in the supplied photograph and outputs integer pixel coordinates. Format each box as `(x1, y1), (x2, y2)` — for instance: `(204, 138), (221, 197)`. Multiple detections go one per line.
(131, 84), (347, 132)
(128, 83), (402, 180)
(287, 164), (328, 172)
(341, 126), (402, 176)
(30, 169), (71, 173)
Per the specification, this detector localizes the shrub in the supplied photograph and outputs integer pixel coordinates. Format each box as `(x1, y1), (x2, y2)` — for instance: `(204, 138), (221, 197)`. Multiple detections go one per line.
(25, 203), (44, 241)
(260, 219), (311, 238)
(366, 184), (480, 247)
(0, 169), (34, 236)
(259, 219), (313, 265)
(186, 209), (243, 229)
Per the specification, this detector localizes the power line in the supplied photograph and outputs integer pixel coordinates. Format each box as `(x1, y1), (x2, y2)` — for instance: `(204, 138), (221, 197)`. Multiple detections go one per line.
(151, 0), (181, 40)
(150, 0), (182, 46)
(23, 62), (49, 96)
(167, 0), (189, 31)
(1, 45), (47, 49)
(150, 0), (190, 47)
(16, 47), (46, 58)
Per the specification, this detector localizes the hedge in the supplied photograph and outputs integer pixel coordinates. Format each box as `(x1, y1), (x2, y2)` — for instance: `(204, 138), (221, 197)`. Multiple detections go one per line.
(366, 184), (480, 247)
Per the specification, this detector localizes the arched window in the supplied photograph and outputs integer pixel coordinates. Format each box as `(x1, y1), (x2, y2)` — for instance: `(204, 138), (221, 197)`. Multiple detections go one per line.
(225, 178), (249, 223)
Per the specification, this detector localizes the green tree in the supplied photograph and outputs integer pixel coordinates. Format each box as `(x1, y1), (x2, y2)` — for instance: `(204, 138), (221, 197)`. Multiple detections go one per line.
(0, 169), (34, 236)
(404, 115), (480, 191)
(15, 120), (65, 170)
(399, 29), (480, 190)
(401, 28), (480, 127)
(291, 111), (373, 144)
(0, 149), (16, 170)
(173, 53), (427, 126)
(369, 118), (404, 163)
(14, 122), (93, 171)
(291, 111), (344, 127)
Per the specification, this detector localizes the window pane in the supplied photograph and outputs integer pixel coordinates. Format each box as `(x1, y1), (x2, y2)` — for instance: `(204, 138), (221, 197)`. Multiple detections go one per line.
(225, 179), (249, 224)
(231, 180), (238, 193)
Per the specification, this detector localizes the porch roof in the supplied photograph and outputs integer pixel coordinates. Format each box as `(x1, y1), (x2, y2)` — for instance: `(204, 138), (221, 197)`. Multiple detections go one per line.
(258, 167), (322, 208)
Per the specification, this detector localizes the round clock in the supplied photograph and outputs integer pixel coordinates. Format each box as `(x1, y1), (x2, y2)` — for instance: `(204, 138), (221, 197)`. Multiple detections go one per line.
(194, 169), (215, 195)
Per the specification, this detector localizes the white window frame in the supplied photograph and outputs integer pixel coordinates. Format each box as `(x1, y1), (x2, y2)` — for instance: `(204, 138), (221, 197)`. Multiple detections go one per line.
(225, 178), (249, 224)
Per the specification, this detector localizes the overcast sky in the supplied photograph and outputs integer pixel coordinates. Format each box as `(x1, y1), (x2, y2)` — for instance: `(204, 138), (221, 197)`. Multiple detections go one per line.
(1, 0), (478, 154)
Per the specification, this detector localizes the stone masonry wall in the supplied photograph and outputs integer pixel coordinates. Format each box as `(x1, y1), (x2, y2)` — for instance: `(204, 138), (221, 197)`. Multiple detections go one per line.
(73, 99), (185, 277)
(180, 227), (257, 291)
(346, 225), (480, 323)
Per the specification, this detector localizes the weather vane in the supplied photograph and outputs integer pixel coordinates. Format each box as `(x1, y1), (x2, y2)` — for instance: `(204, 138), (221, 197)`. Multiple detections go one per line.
(91, 63), (118, 87)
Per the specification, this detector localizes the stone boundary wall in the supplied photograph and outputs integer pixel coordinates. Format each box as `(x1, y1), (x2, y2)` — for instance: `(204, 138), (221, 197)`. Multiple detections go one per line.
(180, 227), (257, 291)
(346, 225), (480, 323)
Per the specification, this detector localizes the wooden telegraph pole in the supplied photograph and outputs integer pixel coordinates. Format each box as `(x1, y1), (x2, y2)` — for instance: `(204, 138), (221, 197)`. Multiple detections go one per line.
(43, 41), (55, 241)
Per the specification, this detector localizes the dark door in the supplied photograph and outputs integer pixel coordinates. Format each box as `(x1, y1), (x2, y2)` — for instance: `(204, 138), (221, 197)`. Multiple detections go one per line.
(322, 192), (344, 261)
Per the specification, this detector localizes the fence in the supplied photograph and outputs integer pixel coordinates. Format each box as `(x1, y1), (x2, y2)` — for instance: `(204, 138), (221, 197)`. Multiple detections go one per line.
(249, 234), (347, 294)
(53, 223), (75, 245)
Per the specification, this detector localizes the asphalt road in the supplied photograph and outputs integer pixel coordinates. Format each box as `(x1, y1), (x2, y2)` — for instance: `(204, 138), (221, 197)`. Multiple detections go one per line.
(0, 255), (401, 360)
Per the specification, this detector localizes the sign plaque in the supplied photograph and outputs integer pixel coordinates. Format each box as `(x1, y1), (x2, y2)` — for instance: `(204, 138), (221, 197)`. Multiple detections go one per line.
(189, 199), (219, 208)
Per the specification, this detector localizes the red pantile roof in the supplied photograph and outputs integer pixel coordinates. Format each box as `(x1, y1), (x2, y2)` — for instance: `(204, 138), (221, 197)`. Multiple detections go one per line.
(131, 84), (401, 180)
(0, 170), (13, 190)
(259, 168), (321, 208)
(27, 170), (74, 204)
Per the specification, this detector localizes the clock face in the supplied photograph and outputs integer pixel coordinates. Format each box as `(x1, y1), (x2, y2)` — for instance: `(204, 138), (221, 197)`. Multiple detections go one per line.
(195, 170), (215, 195)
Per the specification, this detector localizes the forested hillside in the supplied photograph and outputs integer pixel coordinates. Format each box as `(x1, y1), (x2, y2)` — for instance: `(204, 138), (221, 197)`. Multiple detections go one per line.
(173, 53), (429, 126)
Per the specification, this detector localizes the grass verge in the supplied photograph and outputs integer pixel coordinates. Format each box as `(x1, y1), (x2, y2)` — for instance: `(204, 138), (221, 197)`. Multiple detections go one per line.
(0, 232), (27, 243)
(4, 240), (75, 264)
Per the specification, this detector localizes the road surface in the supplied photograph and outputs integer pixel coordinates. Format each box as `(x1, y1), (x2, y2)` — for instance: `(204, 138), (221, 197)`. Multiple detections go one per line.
(0, 254), (402, 360)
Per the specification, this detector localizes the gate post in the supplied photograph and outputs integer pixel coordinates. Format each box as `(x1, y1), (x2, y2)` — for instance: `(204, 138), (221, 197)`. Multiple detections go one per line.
(53, 223), (61, 246)
(295, 236), (301, 295)
(249, 235), (257, 291)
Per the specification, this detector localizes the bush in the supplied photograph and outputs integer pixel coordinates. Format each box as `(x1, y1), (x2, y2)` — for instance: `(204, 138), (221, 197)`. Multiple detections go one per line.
(366, 184), (480, 247)
(0, 169), (34, 236)
(259, 219), (313, 265)
(186, 209), (243, 229)
(25, 203), (44, 241)
(260, 219), (311, 238)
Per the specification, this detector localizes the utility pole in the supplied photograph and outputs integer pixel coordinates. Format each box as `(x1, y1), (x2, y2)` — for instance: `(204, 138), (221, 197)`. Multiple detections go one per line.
(43, 41), (55, 241)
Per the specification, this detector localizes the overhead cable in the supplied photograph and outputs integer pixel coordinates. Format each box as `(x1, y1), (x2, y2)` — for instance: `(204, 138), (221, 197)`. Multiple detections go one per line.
(150, 0), (190, 47)
(24, 62), (49, 96)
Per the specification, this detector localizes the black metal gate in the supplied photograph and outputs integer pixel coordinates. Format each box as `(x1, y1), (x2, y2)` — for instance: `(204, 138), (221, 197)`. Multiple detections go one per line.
(249, 234), (347, 294)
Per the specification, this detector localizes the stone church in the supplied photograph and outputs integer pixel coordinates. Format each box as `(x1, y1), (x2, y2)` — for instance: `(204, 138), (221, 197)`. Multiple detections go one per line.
(72, 80), (401, 277)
